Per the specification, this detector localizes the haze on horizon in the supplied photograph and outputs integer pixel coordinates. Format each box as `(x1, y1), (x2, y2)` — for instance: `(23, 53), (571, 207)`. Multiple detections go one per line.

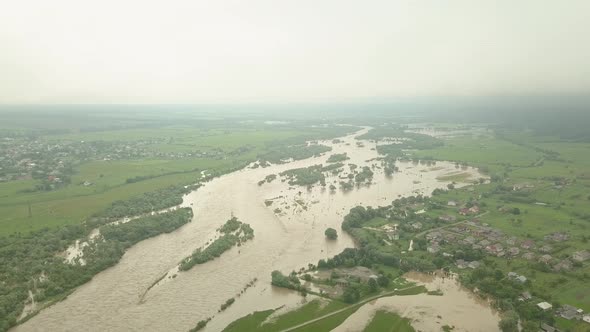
(1, 0), (589, 104)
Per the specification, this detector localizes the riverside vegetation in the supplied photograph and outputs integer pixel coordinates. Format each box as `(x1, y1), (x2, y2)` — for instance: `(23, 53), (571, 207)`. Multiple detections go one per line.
(179, 217), (254, 271)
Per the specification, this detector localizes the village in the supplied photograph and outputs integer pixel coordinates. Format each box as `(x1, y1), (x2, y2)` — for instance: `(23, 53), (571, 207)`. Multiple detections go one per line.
(0, 135), (233, 187)
(358, 193), (590, 331)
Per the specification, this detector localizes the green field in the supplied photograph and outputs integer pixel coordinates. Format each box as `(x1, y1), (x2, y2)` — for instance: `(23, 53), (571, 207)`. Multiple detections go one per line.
(363, 310), (415, 332)
(221, 299), (350, 332)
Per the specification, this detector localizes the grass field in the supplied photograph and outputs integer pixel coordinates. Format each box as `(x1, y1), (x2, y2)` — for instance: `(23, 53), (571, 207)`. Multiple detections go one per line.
(0, 157), (249, 234)
(222, 309), (276, 332)
(221, 299), (351, 332)
(363, 310), (415, 332)
(413, 136), (543, 169)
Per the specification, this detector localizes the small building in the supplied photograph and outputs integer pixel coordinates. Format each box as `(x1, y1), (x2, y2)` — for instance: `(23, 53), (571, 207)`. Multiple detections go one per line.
(540, 323), (561, 332)
(427, 243), (441, 254)
(508, 247), (520, 256)
(468, 206), (480, 214)
(553, 260), (573, 272)
(468, 261), (481, 269)
(539, 254), (553, 264)
(439, 215), (457, 222)
(583, 315), (590, 323)
(479, 239), (491, 247)
(544, 232), (569, 242)
(573, 250), (590, 262)
(522, 252), (535, 260)
(558, 305), (581, 320)
(519, 291), (532, 301)
(463, 236), (476, 245)
(456, 259), (468, 269)
(447, 200), (458, 207)
(508, 272), (527, 283)
(334, 278), (349, 287)
(537, 302), (553, 311)
(459, 208), (470, 216)
(539, 245), (553, 253)
(521, 239), (535, 250)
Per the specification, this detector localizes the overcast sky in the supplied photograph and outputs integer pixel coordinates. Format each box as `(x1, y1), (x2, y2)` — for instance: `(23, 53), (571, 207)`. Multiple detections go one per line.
(1, 0), (589, 104)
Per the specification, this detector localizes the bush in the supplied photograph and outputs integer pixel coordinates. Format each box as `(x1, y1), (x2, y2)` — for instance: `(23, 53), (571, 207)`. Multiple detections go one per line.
(325, 228), (338, 240)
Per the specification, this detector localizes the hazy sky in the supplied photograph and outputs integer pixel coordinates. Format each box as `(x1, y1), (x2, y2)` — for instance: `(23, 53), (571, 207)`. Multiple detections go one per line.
(1, 0), (589, 104)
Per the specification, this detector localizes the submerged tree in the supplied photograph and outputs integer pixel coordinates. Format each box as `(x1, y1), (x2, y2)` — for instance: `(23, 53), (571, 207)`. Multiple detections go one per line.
(325, 227), (338, 240)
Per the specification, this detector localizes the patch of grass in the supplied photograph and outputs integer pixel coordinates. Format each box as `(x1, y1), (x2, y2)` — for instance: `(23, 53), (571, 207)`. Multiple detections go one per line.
(413, 136), (542, 168)
(363, 310), (415, 332)
(436, 172), (473, 182)
(222, 309), (276, 332)
(293, 306), (358, 332)
(261, 299), (347, 331)
(394, 285), (428, 296)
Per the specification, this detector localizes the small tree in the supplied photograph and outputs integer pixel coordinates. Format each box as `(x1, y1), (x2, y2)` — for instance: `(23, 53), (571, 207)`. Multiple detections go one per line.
(368, 278), (378, 293)
(325, 228), (338, 240)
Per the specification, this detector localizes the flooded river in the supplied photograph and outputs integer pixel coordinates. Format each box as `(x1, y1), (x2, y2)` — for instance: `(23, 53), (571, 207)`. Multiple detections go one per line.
(332, 272), (501, 332)
(14, 128), (484, 332)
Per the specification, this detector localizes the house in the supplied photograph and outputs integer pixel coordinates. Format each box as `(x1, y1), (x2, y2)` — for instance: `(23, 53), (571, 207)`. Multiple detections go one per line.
(558, 305), (581, 320)
(459, 208), (470, 216)
(537, 302), (553, 311)
(447, 200), (458, 207)
(539, 254), (553, 264)
(334, 278), (350, 287)
(544, 232), (569, 242)
(506, 237), (517, 246)
(508, 247), (520, 256)
(486, 244), (504, 256)
(468, 261), (481, 269)
(521, 239), (535, 250)
(508, 272), (527, 283)
(540, 323), (561, 332)
(427, 243), (441, 254)
(468, 206), (480, 214)
(553, 260), (573, 272)
(479, 239), (491, 247)
(463, 236), (476, 245)
(439, 215), (457, 222)
(519, 291), (532, 301)
(583, 315), (590, 323)
(411, 222), (423, 230)
(456, 259), (468, 269)
(573, 250), (590, 262)
(539, 245), (553, 253)
(426, 231), (442, 241)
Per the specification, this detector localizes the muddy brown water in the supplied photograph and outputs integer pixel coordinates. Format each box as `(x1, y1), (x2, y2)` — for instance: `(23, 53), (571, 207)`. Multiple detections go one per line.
(332, 272), (500, 332)
(14, 128), (484, 332)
